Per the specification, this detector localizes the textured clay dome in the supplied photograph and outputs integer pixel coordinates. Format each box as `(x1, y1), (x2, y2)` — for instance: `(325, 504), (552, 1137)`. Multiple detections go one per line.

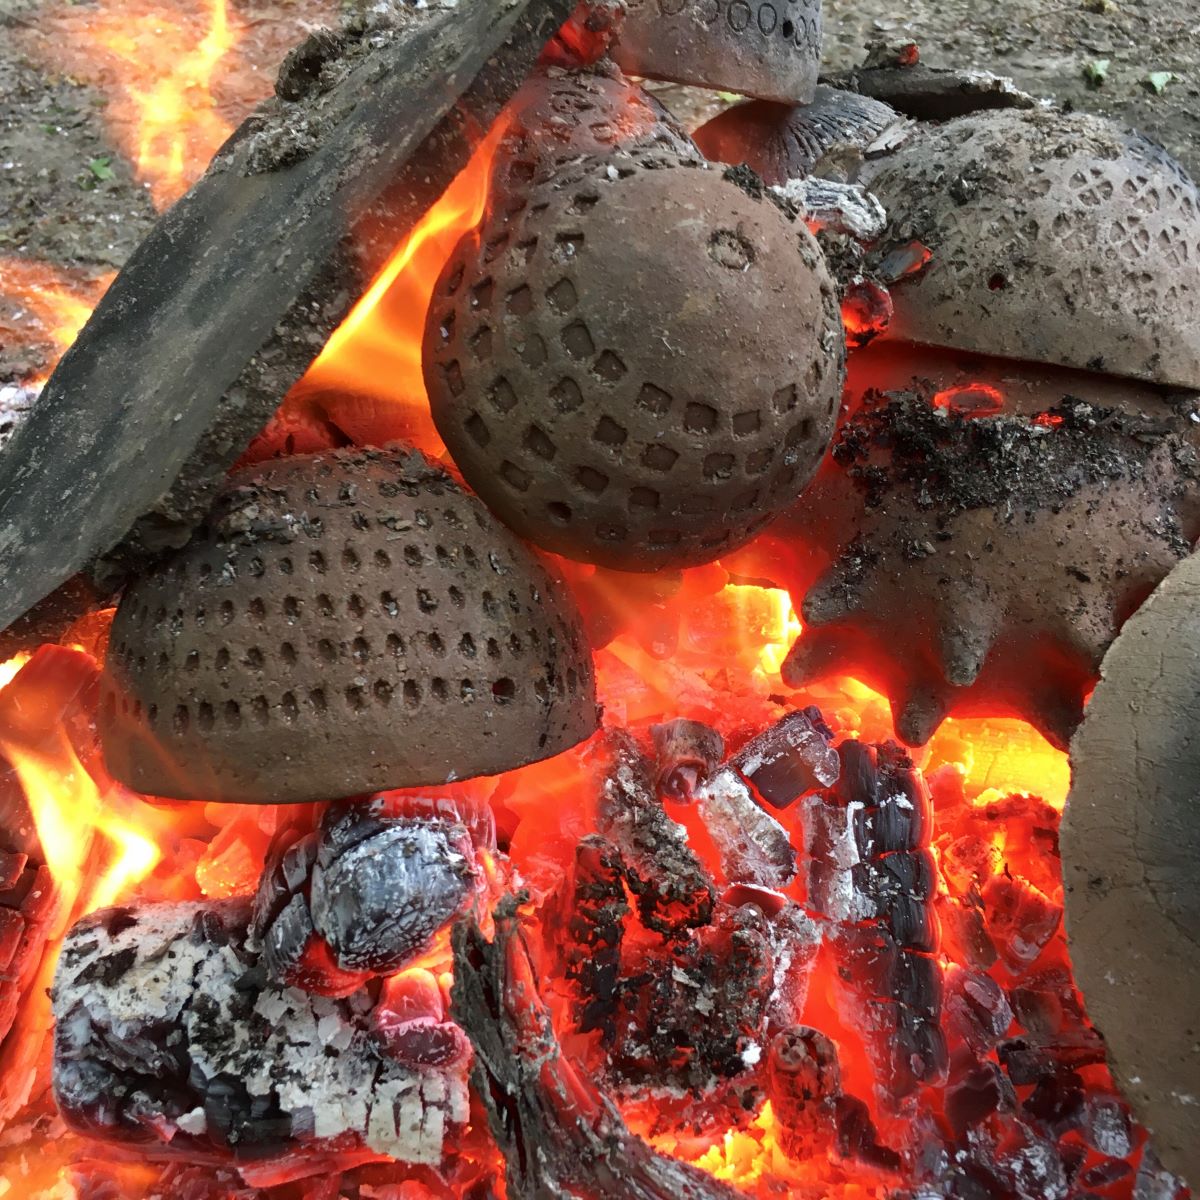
(611, 0), (822, 105)
(860, 109), (1200, 388)
(423, 154), (845, 572)
(490, 63), (697, 210)
(100, 448), (598, 803)
(693, 87), (902, 185)
(736, 345), (1200, 748)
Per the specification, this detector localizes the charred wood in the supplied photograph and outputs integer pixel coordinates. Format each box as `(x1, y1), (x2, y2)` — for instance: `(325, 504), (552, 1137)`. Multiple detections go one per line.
(650, 718), (724, 802)
(730, 707), (839, 810)
(766, 1026), (841, 1160)
(563, 835), (628, 1041)
(52, 899), (469, 1175)
(695, 768), (797, 889)
(821, 63), (1038, 122)
(0, 0), (575, 632)
(594, 732), (714, 934)
(252, 798), (478, 995)
(804, 741), (948, 1107)
(450, 897), (750, 1200)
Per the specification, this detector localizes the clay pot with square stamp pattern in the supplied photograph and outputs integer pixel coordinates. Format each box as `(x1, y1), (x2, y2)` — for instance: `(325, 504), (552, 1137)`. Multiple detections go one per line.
(424, 152), (845, 572)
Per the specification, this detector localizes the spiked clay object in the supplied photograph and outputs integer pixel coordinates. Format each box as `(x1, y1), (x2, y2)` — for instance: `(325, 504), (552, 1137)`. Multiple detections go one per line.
(424, 153), (845, 572)
(99, 448), (597, 803)
(747, 364), (1200, 747)
(734, 107), (1200, 746)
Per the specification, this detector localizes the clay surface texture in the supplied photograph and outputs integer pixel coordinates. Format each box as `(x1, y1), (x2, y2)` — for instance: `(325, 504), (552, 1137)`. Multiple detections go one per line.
(99, 447), (597, 802)
(425, 154), (844, 571)
(1064, 550), (1200, 1186)
(861, 110), (1200, 388)
(612, 0), (823, 105)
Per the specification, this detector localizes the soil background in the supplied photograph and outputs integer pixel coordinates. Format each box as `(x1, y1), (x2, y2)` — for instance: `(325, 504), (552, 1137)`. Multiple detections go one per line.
(1, 0), (1199, 378)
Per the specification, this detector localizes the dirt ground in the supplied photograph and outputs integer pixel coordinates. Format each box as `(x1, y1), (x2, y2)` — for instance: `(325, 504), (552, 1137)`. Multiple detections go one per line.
(1, 0), (1199, 378)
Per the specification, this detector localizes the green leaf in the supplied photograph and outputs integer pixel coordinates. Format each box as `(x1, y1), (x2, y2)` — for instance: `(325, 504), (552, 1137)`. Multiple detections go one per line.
(1083, 58), (1111, 87)
(87, 156), (114, 181)
(1145, 70), (1175, 94)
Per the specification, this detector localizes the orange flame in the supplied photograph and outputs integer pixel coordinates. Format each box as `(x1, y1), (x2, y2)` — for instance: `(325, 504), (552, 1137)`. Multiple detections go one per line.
(0, 260), (115, 383)
(61, 0), (237, 210)
(5, 733), (159, 918)
(0, 650), (161, 922)
(285, 122), (507, 456)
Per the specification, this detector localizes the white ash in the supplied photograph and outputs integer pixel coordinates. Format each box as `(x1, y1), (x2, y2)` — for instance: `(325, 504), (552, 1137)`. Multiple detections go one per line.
(764, 903), (822, 1028)
(695, 768), (797, 889)
(0, 383), (40, 455)
(51, 900), (467, 1170)
(773, 177), (888, 243)
(801, 793), (872, 924)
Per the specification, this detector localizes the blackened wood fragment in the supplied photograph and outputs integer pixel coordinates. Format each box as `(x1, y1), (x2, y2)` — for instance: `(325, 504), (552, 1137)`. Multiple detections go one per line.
(563, 835), (628, 1040)
(450, 898), (750, 1200)
(731, 707), (839, 809)
(594, 732), (715, 934)
(0, 0), (575, 633)
(805, 741), (947, 1107)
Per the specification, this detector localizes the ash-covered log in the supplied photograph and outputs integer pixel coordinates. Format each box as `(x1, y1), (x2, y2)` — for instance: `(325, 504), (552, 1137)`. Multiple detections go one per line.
(0, 0), (574, 632)
(52, 899), (469, 1183)
(822, 60), (1038, 122)
(451, 897), (750, 1200)
(595, 731), (715, 934)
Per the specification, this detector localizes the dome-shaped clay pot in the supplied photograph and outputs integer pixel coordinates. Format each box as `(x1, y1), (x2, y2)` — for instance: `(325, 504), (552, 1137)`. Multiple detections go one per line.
(611, 0), (823, 106)
(860, 110), (1200, 388)
(693, 87), (903, 184)
(100, 447), (598, 803)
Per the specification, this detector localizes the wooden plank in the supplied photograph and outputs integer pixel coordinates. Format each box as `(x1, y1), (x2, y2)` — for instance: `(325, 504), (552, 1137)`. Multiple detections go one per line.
(0, 0), (573, 633)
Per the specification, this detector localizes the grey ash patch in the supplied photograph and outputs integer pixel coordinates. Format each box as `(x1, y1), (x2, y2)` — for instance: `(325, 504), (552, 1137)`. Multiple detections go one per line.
(833, 388), (1200, 551)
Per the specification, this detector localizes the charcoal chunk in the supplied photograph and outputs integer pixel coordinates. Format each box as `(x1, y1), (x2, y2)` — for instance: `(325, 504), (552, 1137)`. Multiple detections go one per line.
(732, 708), (840, 809)
(651, 718), (724, 802)
(767, 1026), (841, 1160)
(310, 815), (476, 974)
(696, 768), (797, 887)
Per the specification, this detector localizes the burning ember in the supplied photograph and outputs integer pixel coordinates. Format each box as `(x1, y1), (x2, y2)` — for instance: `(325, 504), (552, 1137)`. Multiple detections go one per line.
(0, 3), (1196, 1199)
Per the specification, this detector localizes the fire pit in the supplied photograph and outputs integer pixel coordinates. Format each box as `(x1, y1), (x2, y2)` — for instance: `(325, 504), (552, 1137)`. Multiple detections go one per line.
(0, 3), (1197, 1199)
